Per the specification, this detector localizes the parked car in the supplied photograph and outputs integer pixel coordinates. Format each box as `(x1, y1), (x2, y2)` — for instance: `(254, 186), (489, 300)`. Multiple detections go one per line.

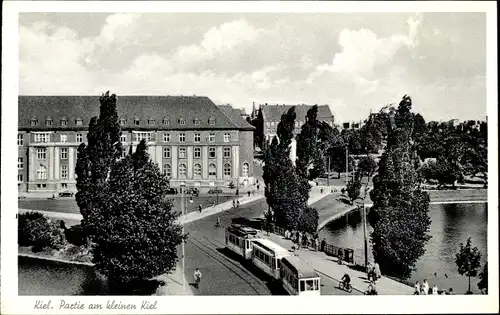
(58, 191), (74, 197)
(208, 188), (223, 194)
(166, 188), (178, 195)
(186, 188), (199, 196)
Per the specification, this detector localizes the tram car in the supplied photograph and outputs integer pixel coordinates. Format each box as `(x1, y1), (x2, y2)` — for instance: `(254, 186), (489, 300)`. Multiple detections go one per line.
(251, 238), (290, 280)
(225, 224), (259, 259)
(280, 256), (321, 296)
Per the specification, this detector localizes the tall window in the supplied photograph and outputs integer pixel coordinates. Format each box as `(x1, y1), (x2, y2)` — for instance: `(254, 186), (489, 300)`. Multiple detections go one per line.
(17, 134), (23, 146)
(179, 133), (186, 142)
(18, 174), (23, 182)
(36, 166), (47, 180)
(242, 162), (249, 177)
(178, 164), (187, 178)
(18, 157), (23, 169)
(179, 147), (186, 159)
(224, 147), (231, 158)
(60, 148), (68, 160)
(164, 164), (171, 177)
(209, 133), (215, 143)
(121, 149), (128, 158)
(163, 147), (171, 158)
(194, 147), (201, 158)
(61, 165), (68, 179)
(76, 133), (83, 143)
(209, 147), (216, 158)
(224, 163), (231, 176)
(163, 133), (171, 142)
(194, 133), (201, 143)
(208, 163), (216, 177)
(120, 134), (127, 142)
(60, 134), (67, 143)
(224, 133), (230, 142)
(36, 148), (46, 160)
(134, 132), (152, 142)
(194, 164), (202, 177)
(34, 133), (51, 143)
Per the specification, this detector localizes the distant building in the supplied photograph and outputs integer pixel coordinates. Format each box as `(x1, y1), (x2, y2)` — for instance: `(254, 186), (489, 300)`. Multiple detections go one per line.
(342, 121), (363, 130)
(251, 103), (335, 143)
(18, 95), (255, 193)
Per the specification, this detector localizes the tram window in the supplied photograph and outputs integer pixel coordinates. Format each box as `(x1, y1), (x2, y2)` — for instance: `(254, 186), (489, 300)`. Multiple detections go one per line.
(306, 280), (314, 291)
(300, 280), (305, 292)
(314, 279), (319, 290)
(264, 255), (270, 265)
(277, 260), (281, 269)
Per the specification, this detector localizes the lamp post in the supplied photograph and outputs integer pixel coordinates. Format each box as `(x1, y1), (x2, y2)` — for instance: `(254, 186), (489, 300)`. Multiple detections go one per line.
(180, 183), (186, 293)
(361, 202), (368, 268)
(345, 146), (349, 185)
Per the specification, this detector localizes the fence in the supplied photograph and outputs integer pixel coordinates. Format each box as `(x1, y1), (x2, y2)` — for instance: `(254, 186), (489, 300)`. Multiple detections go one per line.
(269, 224), (354, 264)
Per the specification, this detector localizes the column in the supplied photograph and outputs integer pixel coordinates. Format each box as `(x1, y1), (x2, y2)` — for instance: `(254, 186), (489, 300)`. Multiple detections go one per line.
(68, 147), (75, 180)
(171, 145), (178, 179)
(232, 145), (239, 180)
(148, 146), (155, 161)
(202, 146), (208, 178)
(155, 146), (162, 173)
(54, 147), (60, 180)
(29, 147), (35, 182)
(187, 146), (193, 179)
(48, 147), (54, 180)
(216, 146), (223, 179)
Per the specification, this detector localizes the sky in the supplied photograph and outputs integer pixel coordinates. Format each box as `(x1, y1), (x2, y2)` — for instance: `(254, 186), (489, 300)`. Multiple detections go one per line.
(19, 12), (487, 122)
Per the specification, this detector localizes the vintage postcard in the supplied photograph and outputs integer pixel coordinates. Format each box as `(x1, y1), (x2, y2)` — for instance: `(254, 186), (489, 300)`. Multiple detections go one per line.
(1, 1), (498, 314)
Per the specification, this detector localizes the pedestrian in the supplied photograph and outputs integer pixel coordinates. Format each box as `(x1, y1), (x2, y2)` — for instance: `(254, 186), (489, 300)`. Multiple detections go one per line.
(414, 281), (421, 295)
(252, 190), (255, 195)
(320, 238), (326, 252)
(237, 200), (240, 207)
(236, 189), (239, 196)
(198, 205), (202, 213)
(432, 284), (439, 295)
(422, 279), (429, 295)
(320, 188), (324, 194)
(315, 238), (319, 251)
(193, 268), (202, 289)
(257, 184), (260, 190)
(366, 262), (373, 281)
(374, 262), (381, 281)
(232, 199), (236, 208)
(446, 288), (454, 295)
(247, 191), (251, 197)
(212, 201), (216, 207)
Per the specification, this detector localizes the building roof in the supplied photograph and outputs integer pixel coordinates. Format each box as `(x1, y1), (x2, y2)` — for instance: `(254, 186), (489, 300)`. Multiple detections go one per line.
(260, 104), (334, 122)
(281, 256), (318, 279)
(218, 105), (255, 131)
(18, 95), (251, 131)
(252, 238), (290, 257)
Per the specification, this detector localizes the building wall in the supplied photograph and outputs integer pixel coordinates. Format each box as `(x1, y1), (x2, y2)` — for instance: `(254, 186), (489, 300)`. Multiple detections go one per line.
(238, 130), (254, 186)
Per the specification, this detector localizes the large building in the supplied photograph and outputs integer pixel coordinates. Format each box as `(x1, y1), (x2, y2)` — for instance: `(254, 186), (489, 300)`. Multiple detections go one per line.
(251, 103), (335, 143)
(18, 95), (255, 193)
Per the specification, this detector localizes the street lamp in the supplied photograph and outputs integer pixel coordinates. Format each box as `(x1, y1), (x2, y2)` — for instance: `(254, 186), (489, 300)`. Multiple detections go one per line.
(180, 182), (186, 294)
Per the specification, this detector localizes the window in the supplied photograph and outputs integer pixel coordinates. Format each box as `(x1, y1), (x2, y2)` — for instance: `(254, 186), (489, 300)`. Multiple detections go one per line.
(164, 164), (171, 177)
(61, 183), (68, 189)
(163, 133), (171, 142)
(34, 133), (51, 143)
(60, 148), (68, 160)
(18, 157), (23, 169)
(37, 184), (47, 189)
(179, 118), (186, 125)
(163, 147), (171, 158)
(193, 119), (200, 125)
(18, 174), (23, 182)
(61, 119), (67, 126)
(224, 147), (231, 158)
(119, 118), (126, 126)
(209, 133), (215, 143)
(209, 147), (216, 158)
(179, 147), (186, 159)
(75, 118), (83, 126)
(179, 133), (186, 142)
(163, 117), (170, 125)
(121, 149), (128, 158)
(45, 117), (53, 126)
(224, 133), (230, 142)
(17, 134), (23, 146)
(148, 119), (156, 125)
(224, 163), (231, 176)
(194, 164), (202, 177)
(61, 165), (68, 179)
(120, 134), (127, 142)
(134, 132), (152, 142)
(194, 133), (201, 143)
(60, 134), (67, 143)
(134, 118), (140, 126)
(194, 147), (201, 158)
(178, 164), (187, 178)
(242, 162), (249, 177)
(36, 148), (46, 160)
(36, 166), (47, 180)
(76, 133), (83, 143)
(208, 118), (215, 125)
(300, 281), (305, 292)
(208, 163), (216, 177)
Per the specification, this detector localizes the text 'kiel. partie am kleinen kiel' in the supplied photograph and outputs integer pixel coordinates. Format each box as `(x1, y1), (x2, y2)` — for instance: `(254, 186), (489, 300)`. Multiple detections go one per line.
(34, 300), (158, 310)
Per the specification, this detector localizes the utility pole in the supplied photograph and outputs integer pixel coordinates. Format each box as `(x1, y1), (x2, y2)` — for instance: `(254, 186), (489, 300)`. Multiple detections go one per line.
(362, 202), (368, 267)
(327, 156), (330, 187)
(345, 146), (349, 185)
(180, 184), (186, 293)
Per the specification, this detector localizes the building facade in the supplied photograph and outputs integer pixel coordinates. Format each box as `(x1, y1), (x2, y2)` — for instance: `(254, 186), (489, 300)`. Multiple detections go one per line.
(18, 96), (255, 193)
(251, 103), (335, 143)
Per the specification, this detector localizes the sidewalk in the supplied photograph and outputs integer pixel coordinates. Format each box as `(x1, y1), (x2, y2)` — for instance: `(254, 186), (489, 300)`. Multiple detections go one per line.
(260, 232), (413, 295)
(154, 262), (194, 296)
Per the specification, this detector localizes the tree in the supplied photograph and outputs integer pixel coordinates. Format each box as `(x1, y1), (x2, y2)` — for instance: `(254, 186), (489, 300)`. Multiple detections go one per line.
(346, 171), (362, 204)
(369, 95), (432, 280)
(477, 262), (488, 294)
(75, 92), (184, 288)
(250, 108), (265, 149)
(18, 212), (65, 252)
(357, 155), (378, 185)
(455, 237), (481, 294)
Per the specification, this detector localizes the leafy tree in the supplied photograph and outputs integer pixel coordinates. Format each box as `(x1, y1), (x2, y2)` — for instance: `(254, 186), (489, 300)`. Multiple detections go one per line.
(328, 145), (355, 179)
(477, 262), (488, 294)
(297, 206), (319, 233)
(18, 212), (65, 252)
(250, 108), (265, 149)
(346, 171), (362, 204)
(369, 95), (432, 280)
(18, 211), (46, 246)
(75, 92), (183, 287)
(455, 237), (482, 294)
(341, 129), (362, 155)
(357, 155), (378, 182)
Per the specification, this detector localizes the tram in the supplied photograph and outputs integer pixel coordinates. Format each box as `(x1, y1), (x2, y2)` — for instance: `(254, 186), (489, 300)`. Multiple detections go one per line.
(251, 238), (290, 279)
(280, 256), (321, 296)
(225, 224), (259, 259)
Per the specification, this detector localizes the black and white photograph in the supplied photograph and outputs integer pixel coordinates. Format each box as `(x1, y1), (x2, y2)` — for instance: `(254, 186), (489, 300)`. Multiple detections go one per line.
(1, 1), (498, 314)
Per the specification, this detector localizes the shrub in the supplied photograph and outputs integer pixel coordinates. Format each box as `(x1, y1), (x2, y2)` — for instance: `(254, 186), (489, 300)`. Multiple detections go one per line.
(65, 225), (88, 247)
(18, 212), (66, 252)
(18, 212), (45, 246)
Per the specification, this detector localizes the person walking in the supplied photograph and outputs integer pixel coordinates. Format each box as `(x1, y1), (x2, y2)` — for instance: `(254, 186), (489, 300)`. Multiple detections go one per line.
(237, 200), (240, 207)
(432, 284), (439, 295)
(193, 268), (202, 289)
(367, 262), (374, 281)
(374, 262), (381, 282)
(232, 199), (236, 208)
(414, 281), (421, 295)
(247, 191), (251, 197)
(422, 279), (429, 295)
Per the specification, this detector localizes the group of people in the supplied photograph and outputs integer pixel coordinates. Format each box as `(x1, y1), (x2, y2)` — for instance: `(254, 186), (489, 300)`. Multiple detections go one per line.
(366, 261), (381, 283)
(414, 280), (453, 295)
(232, 199), (241, 208)
(284, 230), (320, 251)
